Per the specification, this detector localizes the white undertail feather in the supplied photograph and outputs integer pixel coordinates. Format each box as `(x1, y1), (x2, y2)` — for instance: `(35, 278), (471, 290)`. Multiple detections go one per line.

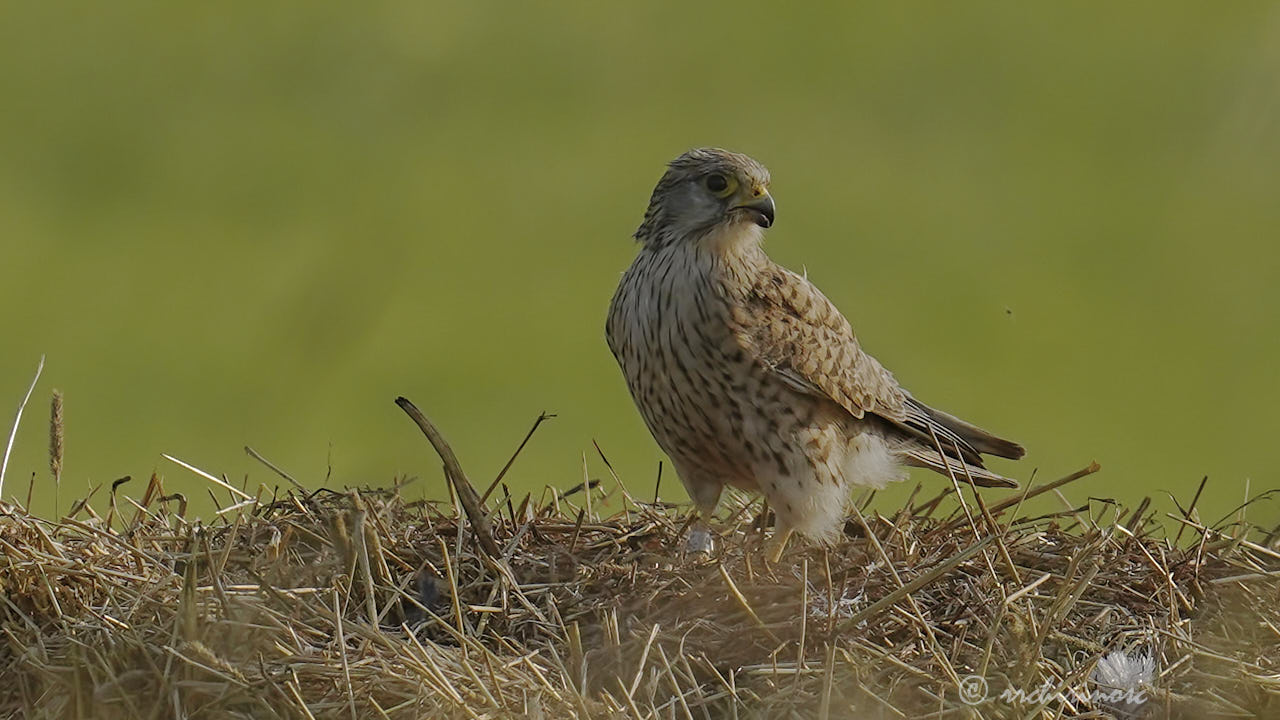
(774, 474), (851, 544)
(768, 433), (908, 543)
(843, 433), (910, 492)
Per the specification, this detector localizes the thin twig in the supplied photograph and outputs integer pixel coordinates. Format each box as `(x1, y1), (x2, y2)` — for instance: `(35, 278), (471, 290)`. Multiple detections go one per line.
(245, 445), (307, 492)
(395, 396), (500, 558)
(480, 411), (555, 505)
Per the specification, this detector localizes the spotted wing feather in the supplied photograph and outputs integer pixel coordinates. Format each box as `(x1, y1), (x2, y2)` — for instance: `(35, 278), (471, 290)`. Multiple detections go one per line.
(739, 265), (907, 422)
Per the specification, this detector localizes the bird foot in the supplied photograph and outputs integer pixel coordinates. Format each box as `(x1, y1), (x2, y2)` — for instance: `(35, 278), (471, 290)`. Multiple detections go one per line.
(684, 526), (715, 556)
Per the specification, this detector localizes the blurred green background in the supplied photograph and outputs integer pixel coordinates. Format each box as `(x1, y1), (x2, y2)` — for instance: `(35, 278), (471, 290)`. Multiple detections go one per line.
(2, 2), (1277, 529)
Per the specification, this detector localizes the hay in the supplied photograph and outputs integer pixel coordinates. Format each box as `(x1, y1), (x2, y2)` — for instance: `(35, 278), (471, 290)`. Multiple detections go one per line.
(2, 404), (1278, 719)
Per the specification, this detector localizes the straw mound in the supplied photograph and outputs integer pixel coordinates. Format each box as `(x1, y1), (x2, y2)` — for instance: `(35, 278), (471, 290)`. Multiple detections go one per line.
(2, 414), (1278, 719)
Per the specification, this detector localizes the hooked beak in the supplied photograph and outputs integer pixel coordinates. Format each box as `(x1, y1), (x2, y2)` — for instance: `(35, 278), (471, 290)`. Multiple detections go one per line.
(734, 190), (775, 229)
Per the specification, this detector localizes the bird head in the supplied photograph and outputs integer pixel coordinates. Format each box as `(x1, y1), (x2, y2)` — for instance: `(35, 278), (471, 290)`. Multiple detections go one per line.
(634, 148), (774, 247)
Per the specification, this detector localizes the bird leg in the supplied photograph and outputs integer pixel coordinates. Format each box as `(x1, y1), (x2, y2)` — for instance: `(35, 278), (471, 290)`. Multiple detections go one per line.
(683, 485), (722, 557)
(765, 525), (794, 564)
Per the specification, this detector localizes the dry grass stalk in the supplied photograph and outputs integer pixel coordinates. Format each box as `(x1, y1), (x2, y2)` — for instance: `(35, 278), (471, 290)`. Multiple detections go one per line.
(48, 390), (63, 486)
(0, 355), (44, 496)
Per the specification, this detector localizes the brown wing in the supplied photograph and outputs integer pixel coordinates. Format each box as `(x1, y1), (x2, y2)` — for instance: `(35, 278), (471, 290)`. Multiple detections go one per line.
(739, 265), (908, 422)
(739, 264), (1024, 484)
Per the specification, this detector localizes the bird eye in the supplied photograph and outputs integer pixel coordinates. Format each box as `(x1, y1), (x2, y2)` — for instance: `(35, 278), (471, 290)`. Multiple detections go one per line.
(704, 173), (735, 197)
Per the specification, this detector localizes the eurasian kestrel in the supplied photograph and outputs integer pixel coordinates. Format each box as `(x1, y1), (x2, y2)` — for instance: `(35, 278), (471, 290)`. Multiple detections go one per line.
(606, 148), (1025, 561)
